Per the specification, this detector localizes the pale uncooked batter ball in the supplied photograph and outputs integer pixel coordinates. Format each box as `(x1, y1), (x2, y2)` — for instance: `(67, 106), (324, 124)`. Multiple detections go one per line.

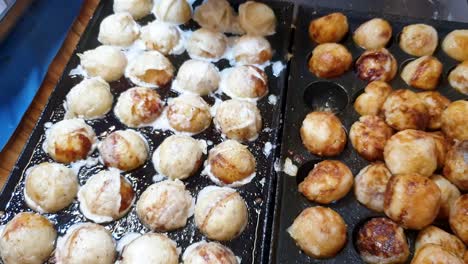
(354, 162), (392, 213)
(221, 65), (268, 99)
(173, 59), (220, 95)
(415, 225), (465, 258)
(24, 162), (78, 213)
(99, 130), (148, 171)
(55, 223), (116, 264)
(167, 94), (211, 133)
(449, 61), (468, 95)
(98, 13), (139, 47)
(354, 81), (392, 116)
(381, 89), (429, 131)
(417, 91), (451, 130)
(137, 179), (193, 231)
(0, 212), (57, 264)
(193, 0), (242, 34)
(443, 140), (468, 191)
(449, 195), (468, 245)
(238, 1), (276, 36)
(431, 175), (461, 219)
(308, 12), (349, 44)
(233, 35), (272, 65)
(126, 51), (174, 87)
(355, 48), (397, 82)
(207, 140), (256, 185)
(187, 29), (227, 60)
(214, 99), (262, 141)
(78, 169), (135, 223)
(120, 233), (179, 264)
(44, 118), (96, 163)
(155, 0), (192, 25)
(194, 186), (248, 241)
(442, 29), (468, 61)
(441, 100), (468, 141)
(399, 24), (438, 56)
(79, 45), (127, 82)
(65, 77), (113, 119)
(183, 241), (238, 264)
(412, 244), (464, 264)
(353, 18), (392, 49)
(401, 56), (443, 90)
(140, 21), (181, 55)
(113, 0), (152, 19)
(114, 87), (164, 127)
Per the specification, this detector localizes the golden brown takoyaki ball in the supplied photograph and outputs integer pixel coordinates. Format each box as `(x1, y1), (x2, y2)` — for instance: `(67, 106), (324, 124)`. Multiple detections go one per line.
(308, 12), (349, 43)
(399, 24), (438, 57)
(298, 160), (353, 204)
(464, 251), (468, 263)
(430, 175), (461, 219)
(449, 61), (468, 95)
(411, 244), (464, 264)
(300, 111), (347, 157)
(308, 43), (352, 78)
(415, 225), (465, 258)
(443, 141), (468, 191)
(354, 81), (393, 116)
(381, 89), (429, 131)
(183, 241), (238, 264)
(441, 100), (468, 141)
(167, 94), (211, 134)
(384, 173), (441, 230)
(288, 206), (347, 258)
(354, 162), (393, 213)
(233, 35), (272, 65)
(353, 18), (392, 50)
(355, 48), (398, 82)
(401, 56), (443, 90)
(449, 194), (468, 245)
(426, 132), (449, 169)
(350, 115), (393, 161)
(383, 129), (437, 177)
(357, 217), (409, 264)
(417, 91), (451, 130)
(442, 29), (468, 61)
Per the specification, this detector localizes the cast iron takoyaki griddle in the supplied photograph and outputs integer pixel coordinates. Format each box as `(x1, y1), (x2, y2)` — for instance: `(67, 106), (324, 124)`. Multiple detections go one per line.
(272, 5), (467, 264)
(0, 1), (293, 263)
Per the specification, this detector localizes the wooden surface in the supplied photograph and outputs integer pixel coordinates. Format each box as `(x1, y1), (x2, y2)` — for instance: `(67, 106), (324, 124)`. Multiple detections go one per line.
(0, 0), (99, 187)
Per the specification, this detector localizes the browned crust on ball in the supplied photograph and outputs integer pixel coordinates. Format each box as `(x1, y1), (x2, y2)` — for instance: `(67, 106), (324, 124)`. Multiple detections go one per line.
(356, 48), (397, 82)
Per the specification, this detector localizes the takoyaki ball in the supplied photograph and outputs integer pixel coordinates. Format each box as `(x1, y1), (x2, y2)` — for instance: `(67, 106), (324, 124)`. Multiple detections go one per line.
(98, 130), (148, 171)
(415, 225), (465, 258)
(383, 129), (437, 177)
(194, 186), (248, 241)
(222, 65), (268, 99)
(238, 1), (276, 36)
(426, 131), (449, 168)
(79, 45), (127, 82)
(399, 24), (438, 56)
(298, 160), (353, 204)
(233, 35), (272, 65)
(353, 18), (392, 50)
(443, 141), (468, 191)
(401, 56), (443, 90)
(120, 233), (179, 264)
(98, 13), (139, 47)
(113, 0), (152, 19)
(417, 91), (451, 130)
(208, 140), (256, 185)
(308, 43), (352, 78)
(55, 223), (116, 264)
(287, 206), (347, 258)
(126, 51), (174, 87)
(354, 81), (393, 116)
(194, 0), (241, 34)
(140, 21), (181, 55)
(356, 48), (398, 82)
(441, 100), (468, 141)
(357, 217), (409, 264)
(154, 0), (192, 25)
(354, 162), (392, 212)
(167, 94), (211, 134)
(465, 250), (468, 263)
(449, 61), (468, 95)
(431, 175), (461, 219)
(381, 89), (429, 131)
(24, 162), (78, 213)
(308, 12), (348, 44)
(0, 212), (56, 264)
(411, 244), (464, 264)
(65, 77), (113, 119)
(350, 115), (393, 161)
(300, 111), (346, 156)
(384, 173), (441, 230)
(442, 30), (468, 61)
(187, 29), (227, 60)
(214, 100), (262, 141)
(183, 241), (238, 264)
(44, 118), (96, 163)
(174, 59), (220, 95)
(114, 87), (164, 128)
(78, 170), (135, 223)
(450, 195), (468, 244)
(137, 180), (193, 231)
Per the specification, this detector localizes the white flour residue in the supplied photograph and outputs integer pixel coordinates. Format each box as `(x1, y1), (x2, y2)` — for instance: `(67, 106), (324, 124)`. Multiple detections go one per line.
(283, 158), (298, 176)
(69, 64), (88, 78)
(263, 142), (274, 157)
(268, 94), (278, 105)
(69, 156), (100, 175)
(271, 61), (285, 77)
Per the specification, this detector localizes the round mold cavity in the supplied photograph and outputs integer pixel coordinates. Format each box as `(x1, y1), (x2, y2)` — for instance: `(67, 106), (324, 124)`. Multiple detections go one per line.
(295, 159), (322, 186)
(303, 81), (349, 113)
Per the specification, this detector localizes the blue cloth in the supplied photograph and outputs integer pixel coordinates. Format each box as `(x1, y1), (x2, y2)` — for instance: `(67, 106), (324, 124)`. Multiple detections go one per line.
(0, 0), (83, 151)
